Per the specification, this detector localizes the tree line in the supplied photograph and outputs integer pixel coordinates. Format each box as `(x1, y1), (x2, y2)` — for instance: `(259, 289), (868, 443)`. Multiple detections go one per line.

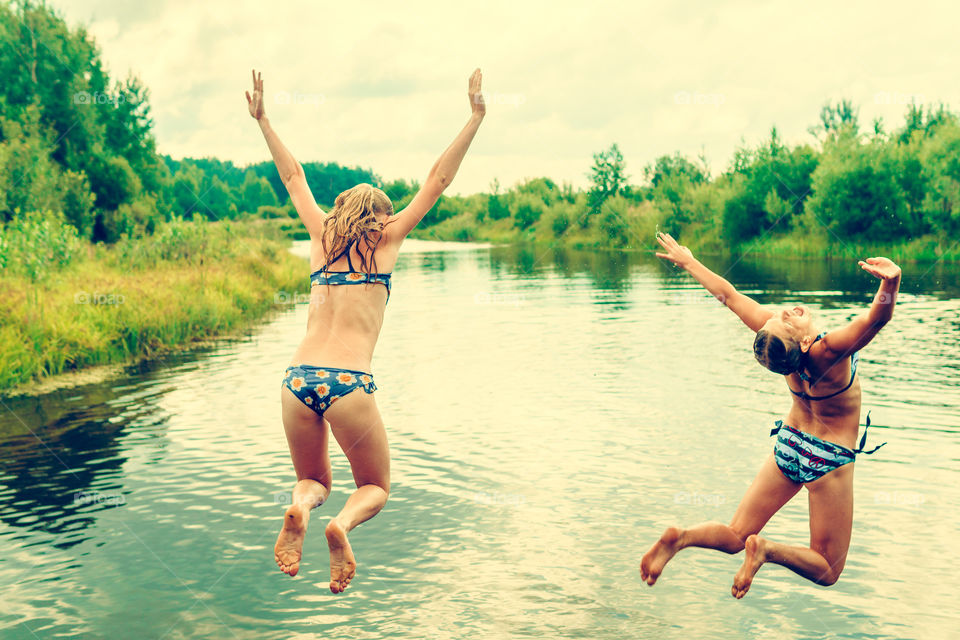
(3, 1), (958, 258)
(0, 1), (406, 244)
(416, 100), (960, 256)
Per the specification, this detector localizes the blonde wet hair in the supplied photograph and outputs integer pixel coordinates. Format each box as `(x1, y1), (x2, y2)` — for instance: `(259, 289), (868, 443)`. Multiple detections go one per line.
(321, 183), (393, 273)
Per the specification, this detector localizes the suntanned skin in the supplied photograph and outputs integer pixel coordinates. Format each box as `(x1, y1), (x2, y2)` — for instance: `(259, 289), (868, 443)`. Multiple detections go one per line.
(640, 231), (901, 598)
(247, 68), (485, 592)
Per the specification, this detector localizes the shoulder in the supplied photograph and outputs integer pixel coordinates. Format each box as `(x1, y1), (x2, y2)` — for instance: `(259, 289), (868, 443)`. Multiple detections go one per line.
(378, 220), (408, 247)
(813, 331), (856, 364)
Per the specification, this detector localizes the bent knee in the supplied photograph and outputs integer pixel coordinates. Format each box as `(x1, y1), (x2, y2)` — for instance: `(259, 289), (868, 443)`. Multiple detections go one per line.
(818, 567), (844, 586)
(726, 524), (751, 552)
(298, 471), (332, 491)
(362, 479), (390, 498)
(818, 573), (839, 586)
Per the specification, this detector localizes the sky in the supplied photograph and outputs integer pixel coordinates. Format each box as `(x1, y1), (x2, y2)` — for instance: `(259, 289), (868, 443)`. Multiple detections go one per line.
(48, 0), (960, 194)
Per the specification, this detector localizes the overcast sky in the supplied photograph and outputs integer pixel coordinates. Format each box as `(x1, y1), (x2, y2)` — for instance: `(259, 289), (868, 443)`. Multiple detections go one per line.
(49, 0), (960, 194)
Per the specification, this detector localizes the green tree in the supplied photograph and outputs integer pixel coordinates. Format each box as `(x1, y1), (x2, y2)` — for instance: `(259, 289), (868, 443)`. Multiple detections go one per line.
(511, 193), (544, 229)
(586, 143), (627, 219)
(809, 99), (860, 142)
(241, 170), (279, 214)
(171, 164), (204, 219)
(721, 128), (818, 242)
(805, 135), (909, 241)
(0, 108), (62, 220)
(920, 120), (960, 238)
(486, 178), (510, 220)
(598, 195), (631, 246)
(87, 151), (141, 212)
(645, 152), (707, 225)
(0, 1), (169, 242)
(382, 177), (418, 207)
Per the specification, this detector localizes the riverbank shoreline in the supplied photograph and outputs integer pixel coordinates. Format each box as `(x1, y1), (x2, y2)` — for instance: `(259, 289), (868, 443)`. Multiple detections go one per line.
(410, 220), (959, 264)
(0, 224), (308, 395)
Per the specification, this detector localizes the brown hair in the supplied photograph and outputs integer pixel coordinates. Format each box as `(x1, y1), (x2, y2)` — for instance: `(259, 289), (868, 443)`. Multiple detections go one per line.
(321, 184), (393, 272)
(753, 329), (804, 375)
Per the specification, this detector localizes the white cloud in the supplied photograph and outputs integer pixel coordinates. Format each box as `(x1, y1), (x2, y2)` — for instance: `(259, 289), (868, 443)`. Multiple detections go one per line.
(50, 0), (960, 194)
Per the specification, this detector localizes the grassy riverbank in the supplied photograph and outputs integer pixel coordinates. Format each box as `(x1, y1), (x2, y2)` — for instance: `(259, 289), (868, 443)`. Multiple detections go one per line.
(409, 197), (959, 263)
(0, 218), (306, 393)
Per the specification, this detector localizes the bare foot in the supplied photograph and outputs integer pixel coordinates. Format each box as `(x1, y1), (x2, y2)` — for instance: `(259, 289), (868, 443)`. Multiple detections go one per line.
(640, 526), (683, 586)
(732, 534), (766, 599)
(325, 519), (356, 594)
(275, 505), (309, 577)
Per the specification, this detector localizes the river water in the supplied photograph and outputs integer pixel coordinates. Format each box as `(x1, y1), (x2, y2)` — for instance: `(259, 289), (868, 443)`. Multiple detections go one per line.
(1, 239), (958, 639)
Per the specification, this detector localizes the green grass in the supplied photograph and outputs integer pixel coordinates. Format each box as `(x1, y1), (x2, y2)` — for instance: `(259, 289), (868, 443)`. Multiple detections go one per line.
(0, 219), (306, 393)
(728, 232), (958, 263)
(409, 205), (959, 263)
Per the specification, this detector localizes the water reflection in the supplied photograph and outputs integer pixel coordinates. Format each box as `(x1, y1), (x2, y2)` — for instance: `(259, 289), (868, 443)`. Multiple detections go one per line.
(0, 240), (957, 640)
(1, 393), (135, 547)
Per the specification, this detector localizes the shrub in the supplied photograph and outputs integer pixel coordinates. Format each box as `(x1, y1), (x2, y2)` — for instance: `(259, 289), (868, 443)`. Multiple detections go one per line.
(256, 204), (293, 219)
(487, 192), (510, 220)
(512, 193), (544, 229)
(550, 208), (571, 236)
(0, 210), (82, 281)
(598, 195), (631, 246)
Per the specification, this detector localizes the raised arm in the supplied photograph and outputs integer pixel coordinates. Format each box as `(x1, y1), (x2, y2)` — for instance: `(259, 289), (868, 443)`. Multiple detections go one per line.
(384, 69), (485, 240)
(655, 231), (774, 332)
(246, 69), (324, 237)
(821, 257), (901, 356)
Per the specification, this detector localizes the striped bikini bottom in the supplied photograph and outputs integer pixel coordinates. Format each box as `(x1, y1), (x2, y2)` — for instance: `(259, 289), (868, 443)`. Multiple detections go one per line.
(770, 415), (885, 484)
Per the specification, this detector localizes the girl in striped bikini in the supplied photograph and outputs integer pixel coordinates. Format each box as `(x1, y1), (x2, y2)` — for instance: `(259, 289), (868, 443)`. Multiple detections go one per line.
(641, 231), (900, 598)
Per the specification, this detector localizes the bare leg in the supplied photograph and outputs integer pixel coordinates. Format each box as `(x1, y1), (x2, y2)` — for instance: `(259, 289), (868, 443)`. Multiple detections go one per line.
(322, 390), (390, 594)
(275, 387), (332, 577)
(732, 462), (854, 598)
(641, 453), (801, 585)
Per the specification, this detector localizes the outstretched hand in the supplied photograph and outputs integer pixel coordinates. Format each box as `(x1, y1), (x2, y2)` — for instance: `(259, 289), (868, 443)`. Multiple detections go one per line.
(858, 257), (901, 280)
(469, 68), (485, 118)
(655, 230), (694, 269)
(246, 69), (265, 121)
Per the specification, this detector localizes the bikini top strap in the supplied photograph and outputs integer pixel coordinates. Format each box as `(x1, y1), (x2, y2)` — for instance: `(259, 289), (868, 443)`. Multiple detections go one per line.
(322, 239), (358, 272)
(322, 244), (349, 270)
(853, 410), (887, 455)
(797, 332), (840, 384)
(345, 239), (356, 272)
(770, 419), (784, 437)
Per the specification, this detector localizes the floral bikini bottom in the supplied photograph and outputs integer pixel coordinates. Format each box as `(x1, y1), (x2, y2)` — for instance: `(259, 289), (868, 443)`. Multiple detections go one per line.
(282, 365), (377, 417)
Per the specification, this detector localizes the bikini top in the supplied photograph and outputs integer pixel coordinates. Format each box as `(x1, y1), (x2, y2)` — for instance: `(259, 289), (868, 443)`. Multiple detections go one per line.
(790, 332), (859, 401)
(309, 240), (392, 301)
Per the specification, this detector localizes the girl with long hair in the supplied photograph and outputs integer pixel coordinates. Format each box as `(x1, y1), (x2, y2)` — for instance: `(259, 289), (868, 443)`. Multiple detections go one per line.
(246, 68), (485, 593)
